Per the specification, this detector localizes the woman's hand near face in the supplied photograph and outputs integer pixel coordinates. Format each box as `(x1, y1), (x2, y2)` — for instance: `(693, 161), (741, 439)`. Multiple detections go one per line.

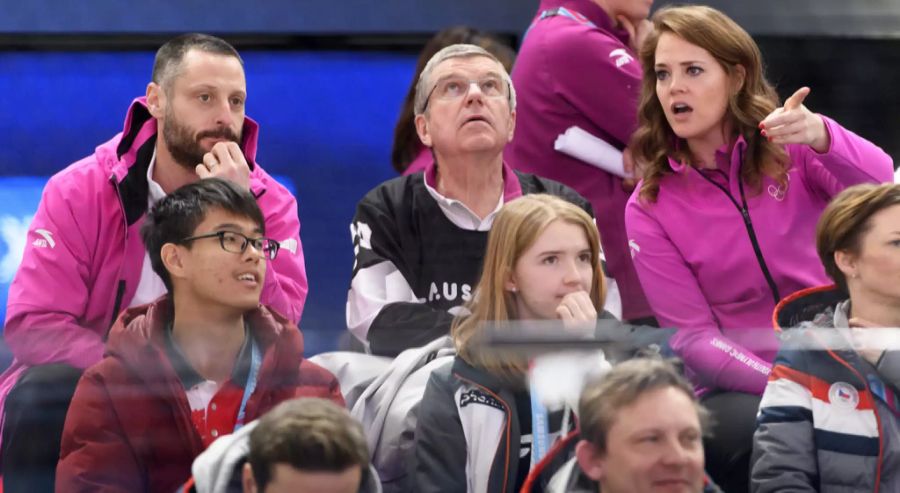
(556, 291), (598, 330)
(759, 87), (831, 153)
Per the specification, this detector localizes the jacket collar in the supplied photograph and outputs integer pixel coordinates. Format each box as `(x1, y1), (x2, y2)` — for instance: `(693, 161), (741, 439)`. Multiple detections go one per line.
(425, 159), (523, 203)
(163, 322), (254, 389)
(451, 356), (521, 397)
(111, 97), (264, 226)
(772, 286), (872, 368)
(773, 285), (846, 331)
(106, 297), (303, 382)
(113, 97), (260, 178)
(666, 134), (748, 176)
(538, 0), (629, 45)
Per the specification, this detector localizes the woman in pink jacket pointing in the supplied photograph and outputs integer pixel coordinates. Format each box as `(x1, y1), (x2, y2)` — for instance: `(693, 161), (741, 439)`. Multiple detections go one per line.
(623, 5), (893, 493)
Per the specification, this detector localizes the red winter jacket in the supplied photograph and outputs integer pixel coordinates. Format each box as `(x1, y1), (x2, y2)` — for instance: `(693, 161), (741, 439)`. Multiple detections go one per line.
(56, 298), (343, 493)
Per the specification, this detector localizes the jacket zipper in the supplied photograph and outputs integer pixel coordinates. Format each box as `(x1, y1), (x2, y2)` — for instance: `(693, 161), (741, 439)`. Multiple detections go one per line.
(106, 280), (127, 340)
(693, 163), (781, 304)
(106, 176), (131, 338)
(819, 344), (884, 493)
(455, 374), (512, 493)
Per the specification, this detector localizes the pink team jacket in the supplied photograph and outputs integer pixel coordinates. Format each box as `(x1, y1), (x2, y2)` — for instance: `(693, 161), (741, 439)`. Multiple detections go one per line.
(626, 117), (893, 395)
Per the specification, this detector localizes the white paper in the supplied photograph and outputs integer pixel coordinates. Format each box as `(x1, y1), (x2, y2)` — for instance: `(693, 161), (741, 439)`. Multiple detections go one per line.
(554, 126), (630, 178)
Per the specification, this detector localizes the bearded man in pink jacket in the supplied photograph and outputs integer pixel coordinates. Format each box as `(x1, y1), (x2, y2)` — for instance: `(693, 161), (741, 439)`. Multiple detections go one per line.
(0, 33), (308, 493)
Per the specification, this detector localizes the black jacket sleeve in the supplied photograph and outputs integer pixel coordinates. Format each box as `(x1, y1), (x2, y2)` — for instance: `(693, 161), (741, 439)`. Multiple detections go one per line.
(350, 184), (456, 356)
(368, 304), (455, 357)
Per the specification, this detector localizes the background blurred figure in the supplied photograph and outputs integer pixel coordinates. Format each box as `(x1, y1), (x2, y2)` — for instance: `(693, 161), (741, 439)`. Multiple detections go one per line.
(348, 44), (592, 356)
(412, 194), (608, 492)
(391, 26), (516, 176)
(553, 358), (720, 493)
(184, 398), (380, 493)
(754, 183), (900, 493)
(507, 0), (655, 324)
(624, 6), (892, 491)
(0, 33), (309, 493)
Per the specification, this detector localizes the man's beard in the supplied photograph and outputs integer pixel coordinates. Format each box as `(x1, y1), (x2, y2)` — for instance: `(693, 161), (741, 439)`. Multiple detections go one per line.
(162, 106), (241, 171)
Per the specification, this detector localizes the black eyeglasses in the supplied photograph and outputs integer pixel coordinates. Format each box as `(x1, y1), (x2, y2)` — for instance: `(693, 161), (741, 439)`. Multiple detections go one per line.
(179, 231), (280, 260)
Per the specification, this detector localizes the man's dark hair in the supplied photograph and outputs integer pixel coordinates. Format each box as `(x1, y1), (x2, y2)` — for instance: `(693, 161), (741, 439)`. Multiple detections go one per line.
(140, 178), (265, 293)
(248, 398), (370, 491)
(151, 33), (243, 90)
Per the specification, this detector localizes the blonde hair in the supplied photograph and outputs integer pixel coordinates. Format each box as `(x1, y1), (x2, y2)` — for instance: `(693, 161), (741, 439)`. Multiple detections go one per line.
(632, 5), (788, 202)
(817, 183), (900, 294)
(452, 194), (606, 380)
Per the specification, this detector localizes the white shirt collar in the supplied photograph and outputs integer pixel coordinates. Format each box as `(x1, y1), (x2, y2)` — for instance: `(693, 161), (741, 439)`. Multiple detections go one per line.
(423, 178), (504, 232)
(146, 148), (167, 206)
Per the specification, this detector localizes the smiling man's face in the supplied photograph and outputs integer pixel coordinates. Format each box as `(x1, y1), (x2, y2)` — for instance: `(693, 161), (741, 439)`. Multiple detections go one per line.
(581, 386), (706, 493)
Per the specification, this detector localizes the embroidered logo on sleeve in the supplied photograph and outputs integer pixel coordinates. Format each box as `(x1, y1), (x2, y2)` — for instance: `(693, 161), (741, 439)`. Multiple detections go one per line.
(609, 48), (634, 68)
(279, 238), (298, 255)
(628, 239), (640, 258)
(459, 389), (504, 411)
(350, 222), (372, 249)
(350, 221), (373, 269)
(33, 228), (55, 249)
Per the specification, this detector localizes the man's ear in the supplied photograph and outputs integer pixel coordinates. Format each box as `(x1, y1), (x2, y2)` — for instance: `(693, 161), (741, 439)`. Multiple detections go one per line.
(241, 462), (258, 493)
(146, 82), (166, 119)
(415, 113), (432, 148)
(575, 439), (605, 482)
(161, 243), (187, 283)
(506, 108), (516, 143)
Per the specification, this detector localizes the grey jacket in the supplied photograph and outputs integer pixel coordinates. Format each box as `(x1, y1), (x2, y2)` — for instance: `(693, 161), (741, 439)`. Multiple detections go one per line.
(411, 356), (578, 493)
(752, 286), (900, 492)
(350, 336), (457, 492)
(411, 356), (527, 493)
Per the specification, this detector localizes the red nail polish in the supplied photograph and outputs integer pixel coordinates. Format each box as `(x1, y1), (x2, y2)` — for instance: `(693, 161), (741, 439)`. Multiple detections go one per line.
(760, 129), (767, 137)
(758, 122), (765, 129)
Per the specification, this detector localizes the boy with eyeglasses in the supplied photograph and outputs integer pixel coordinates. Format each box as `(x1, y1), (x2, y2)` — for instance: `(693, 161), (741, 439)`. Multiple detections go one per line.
(55, 178), (342, 493)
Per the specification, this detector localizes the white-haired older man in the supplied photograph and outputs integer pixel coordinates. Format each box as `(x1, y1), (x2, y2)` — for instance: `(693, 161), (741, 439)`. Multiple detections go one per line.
(347, 44), (600, 356)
